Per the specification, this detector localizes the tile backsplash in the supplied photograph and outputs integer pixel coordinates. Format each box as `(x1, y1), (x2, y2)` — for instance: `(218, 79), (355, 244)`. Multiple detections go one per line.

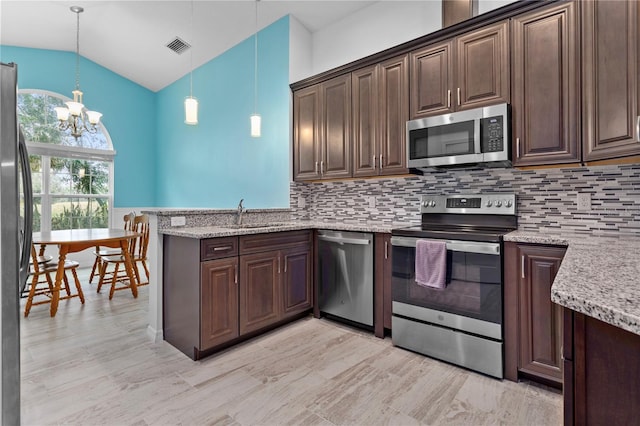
(290, 164), (640, 236)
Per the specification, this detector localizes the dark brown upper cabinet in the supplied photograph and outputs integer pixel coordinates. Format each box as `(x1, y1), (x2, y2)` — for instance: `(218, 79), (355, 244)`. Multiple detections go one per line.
(511, 1), (580, 166)
(410, 20), (510, 119)
(443, 0), (478, 28)
(352, 55), (409, 177)
(293, 74), (351, 181)
(582, 0), (640, 162)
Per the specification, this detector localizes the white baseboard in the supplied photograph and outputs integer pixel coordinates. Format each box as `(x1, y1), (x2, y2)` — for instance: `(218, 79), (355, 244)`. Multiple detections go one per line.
(146, 325), (163, 343)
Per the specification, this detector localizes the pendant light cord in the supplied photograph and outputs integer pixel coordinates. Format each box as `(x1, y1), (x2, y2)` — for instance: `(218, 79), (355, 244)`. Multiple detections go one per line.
(189, 0), (194, 98)
(254, 0), (259, 114)
(75, 9), (80, 91)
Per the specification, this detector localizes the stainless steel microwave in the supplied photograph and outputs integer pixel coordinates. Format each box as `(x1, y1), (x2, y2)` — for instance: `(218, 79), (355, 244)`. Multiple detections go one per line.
(406, 103), (510, 169)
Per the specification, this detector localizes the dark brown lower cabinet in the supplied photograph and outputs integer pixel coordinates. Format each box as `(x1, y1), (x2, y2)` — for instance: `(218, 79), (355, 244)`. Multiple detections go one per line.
(374, 233), (392, 338)
(163, 231), (312, 360)
(564, 310), (640, 425)
(201, 257), (239, 349)
(504, 242), (566, 387)
(239, 251), (280, 335)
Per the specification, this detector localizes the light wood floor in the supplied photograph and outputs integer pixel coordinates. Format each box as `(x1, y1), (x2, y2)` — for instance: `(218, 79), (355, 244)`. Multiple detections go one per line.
(20, 269), (562, 425)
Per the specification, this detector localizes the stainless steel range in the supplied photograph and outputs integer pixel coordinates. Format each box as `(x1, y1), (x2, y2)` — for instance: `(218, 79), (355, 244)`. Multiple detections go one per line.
(391, 193), (517, 378)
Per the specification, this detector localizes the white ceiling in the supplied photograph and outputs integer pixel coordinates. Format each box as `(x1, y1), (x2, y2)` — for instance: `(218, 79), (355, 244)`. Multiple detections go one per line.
(0, 1), (377, 92)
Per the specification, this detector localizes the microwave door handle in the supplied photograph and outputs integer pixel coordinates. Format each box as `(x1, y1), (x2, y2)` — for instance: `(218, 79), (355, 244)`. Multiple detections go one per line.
(473, 116), (481, 155)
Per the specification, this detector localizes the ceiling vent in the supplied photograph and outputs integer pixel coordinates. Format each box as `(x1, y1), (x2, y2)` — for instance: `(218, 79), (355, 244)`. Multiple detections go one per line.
(166, 37), (191, 55)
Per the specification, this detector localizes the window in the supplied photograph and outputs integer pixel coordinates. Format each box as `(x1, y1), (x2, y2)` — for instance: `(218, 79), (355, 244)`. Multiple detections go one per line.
(18, 90), (115, 232)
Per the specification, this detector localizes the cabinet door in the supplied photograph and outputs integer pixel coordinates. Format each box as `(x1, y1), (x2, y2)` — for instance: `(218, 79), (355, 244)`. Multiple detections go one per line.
(512, 2), (580, 166)
(321, 74), (352, 179)
(582, 0), (640, 162)
(293, 86), (321, 181)
(443, 0), (478, 28)
(374, 233), (392, 338)
(352, 65), (379, 177)
(239, 251), (280, 335)
(410, 41), (454, 118)
(379, 55), (409, 175)
(518, 244), (566, 385)
(281, 246), (312, 318)
(456, 21), (510, 111)
(200, 257), (239, 350)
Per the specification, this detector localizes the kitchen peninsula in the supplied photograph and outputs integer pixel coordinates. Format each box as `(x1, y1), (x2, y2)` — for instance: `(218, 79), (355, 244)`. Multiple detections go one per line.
(504, 231), (640, 425)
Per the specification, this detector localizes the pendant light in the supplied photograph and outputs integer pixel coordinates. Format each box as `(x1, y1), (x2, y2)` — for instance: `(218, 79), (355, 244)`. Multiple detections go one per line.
(250, 0), (261, 138)
(184, 0), (198, 125)
(54, 6), (103, 139)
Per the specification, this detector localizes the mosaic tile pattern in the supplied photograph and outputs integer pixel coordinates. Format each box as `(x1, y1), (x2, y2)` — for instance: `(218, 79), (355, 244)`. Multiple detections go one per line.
(290, 164), (640, 236)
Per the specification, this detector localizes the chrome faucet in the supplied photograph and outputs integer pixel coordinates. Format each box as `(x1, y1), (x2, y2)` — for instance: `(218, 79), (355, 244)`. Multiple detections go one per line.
(236, 199), (245, 225)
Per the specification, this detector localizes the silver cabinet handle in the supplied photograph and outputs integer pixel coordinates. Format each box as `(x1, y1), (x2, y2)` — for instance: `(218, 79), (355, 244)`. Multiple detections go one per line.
(315, 161), (318, 174)
(636, 116), (640, 142)
(284, 256), (287, 273)
(379, 155), (383, 169)
(516, 137), (521, 158)
(447, 90), (451, 108)
(384, 241), (388, 259)
(521, 255), (525, 279)
(373, 155), (377, 169)
(277, 255), (281, 274)
(320, 160), (324, 176)
(457, 87), (461, 106)
(318, 235), (371, 245)
(234, 265), (238, 284)
(213, 246), (233, 251)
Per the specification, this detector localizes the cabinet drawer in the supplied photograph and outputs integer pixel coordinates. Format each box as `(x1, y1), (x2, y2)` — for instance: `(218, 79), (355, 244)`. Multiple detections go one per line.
(200, 237), (239, 261)
(239, 230), (312, 255)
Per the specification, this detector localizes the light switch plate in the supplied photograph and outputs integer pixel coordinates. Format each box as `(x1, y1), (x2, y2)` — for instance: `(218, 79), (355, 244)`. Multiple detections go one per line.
(577, 193), (591, 210)
(298, 196), (306, 208)
(368, 196), (376, 208)
(170, 216), (186, 227)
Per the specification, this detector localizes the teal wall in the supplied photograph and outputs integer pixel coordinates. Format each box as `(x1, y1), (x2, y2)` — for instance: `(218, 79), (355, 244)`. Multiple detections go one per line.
(0, 46), (157, 208)
(156, 16), (290, 208)
(1, 15), (290, 209)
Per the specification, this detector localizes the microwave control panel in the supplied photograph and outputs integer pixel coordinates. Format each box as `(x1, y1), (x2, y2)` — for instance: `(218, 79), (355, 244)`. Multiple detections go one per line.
(480, 116), (504, 153)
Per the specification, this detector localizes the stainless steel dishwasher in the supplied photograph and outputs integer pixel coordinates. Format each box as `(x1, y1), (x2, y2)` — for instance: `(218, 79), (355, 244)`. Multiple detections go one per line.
(317, 230), (374, 327)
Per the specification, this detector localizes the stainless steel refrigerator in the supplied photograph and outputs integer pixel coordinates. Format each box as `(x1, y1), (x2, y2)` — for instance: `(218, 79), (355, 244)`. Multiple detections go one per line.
(1, 62), (33, 425)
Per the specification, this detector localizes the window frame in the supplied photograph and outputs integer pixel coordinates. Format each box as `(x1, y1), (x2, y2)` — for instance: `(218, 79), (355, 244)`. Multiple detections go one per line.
(19, 89), (116, 231)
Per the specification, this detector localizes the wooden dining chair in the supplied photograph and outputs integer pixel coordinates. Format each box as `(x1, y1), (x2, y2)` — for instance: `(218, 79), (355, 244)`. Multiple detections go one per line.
(24, 243), (85, 317)
(89, 212), (135, 283)
(97, 214), (150, 299)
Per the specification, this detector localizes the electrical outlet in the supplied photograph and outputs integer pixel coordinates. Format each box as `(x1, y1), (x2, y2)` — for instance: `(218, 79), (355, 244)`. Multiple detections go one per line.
(170, 216), (186, 227)
(298, 196), (306, 208)
(577, 193), (591, 211)
(368, 196), (376, 208)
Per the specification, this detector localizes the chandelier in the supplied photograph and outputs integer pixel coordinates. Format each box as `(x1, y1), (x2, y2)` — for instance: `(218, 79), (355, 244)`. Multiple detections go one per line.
(54, 6), (102, 139)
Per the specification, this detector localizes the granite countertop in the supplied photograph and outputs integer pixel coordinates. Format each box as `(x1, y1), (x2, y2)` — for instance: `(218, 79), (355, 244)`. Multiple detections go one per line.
(505, 231), (640, 336)
(142, 208), (292, 216)
(159, 220), (400, 238)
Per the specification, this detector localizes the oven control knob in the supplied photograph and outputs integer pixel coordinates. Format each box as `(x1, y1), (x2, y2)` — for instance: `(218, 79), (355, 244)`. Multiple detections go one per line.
(429, 201), (436, 207)
(486, 200), (493, 207)
(422, 201), (429, 207)
(506, 200), (513, 208)
(495, 200), (502, 207)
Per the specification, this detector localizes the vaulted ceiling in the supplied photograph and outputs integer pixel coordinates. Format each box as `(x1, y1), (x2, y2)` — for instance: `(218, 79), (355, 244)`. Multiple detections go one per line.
(0, 1), (377, 91)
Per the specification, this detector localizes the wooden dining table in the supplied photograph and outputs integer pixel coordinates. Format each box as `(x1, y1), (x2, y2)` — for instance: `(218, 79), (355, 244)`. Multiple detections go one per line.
(32, 228), (141, 317)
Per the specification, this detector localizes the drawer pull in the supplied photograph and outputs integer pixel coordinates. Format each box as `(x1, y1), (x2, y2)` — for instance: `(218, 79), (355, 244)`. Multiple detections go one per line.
(521, 255), (525, 279)
(213, 246), (233, 251)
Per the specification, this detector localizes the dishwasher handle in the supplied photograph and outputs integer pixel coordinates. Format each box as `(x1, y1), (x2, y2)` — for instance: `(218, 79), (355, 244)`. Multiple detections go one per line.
(391, 236), (500, 255)
(317, 235), (371, 245)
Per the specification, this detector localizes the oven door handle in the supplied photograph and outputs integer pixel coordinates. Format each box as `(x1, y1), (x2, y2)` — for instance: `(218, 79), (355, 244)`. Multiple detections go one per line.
(390, 237), (500, 255)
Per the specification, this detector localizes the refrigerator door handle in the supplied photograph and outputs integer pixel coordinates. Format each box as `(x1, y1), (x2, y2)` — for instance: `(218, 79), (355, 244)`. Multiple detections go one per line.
(18, 128), (33, 293)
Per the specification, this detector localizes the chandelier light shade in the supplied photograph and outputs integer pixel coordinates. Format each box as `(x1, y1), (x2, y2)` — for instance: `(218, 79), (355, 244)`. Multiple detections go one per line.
(184, 0), (198, 125)
(251, 0), (261, 138)
(55, 6), (103, 139)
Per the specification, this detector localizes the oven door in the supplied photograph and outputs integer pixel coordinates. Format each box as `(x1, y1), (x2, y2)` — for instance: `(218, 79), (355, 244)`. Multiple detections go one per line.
(391, 236), (502, 337)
